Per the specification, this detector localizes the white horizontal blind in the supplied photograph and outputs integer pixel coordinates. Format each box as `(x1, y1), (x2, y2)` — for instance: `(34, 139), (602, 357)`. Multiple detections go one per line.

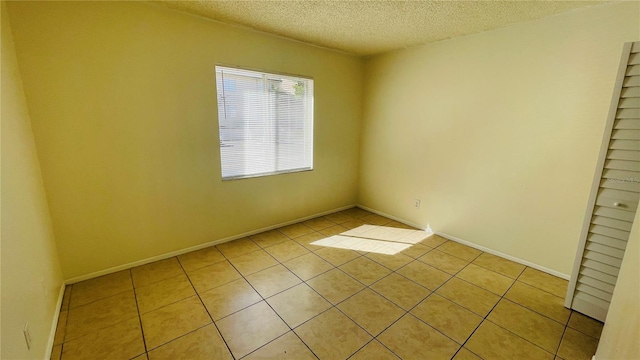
(215, 66), (314, 180)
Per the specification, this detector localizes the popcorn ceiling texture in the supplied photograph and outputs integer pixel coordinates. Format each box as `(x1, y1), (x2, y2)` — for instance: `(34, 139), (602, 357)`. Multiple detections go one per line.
(158, 0), (607, 56)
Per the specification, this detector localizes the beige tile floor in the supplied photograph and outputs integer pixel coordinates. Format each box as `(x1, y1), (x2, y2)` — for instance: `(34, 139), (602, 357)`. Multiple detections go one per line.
(51, 207), (604, 360)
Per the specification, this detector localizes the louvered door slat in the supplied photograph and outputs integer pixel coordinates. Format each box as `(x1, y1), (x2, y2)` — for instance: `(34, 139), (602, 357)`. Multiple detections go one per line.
(587, 233), (628, 250)
(589, 225), (630, 240)
(606, 149), (640, 160)
(609, 139), (640, 150)
(580, 267), (618, 285)
(584, 250), (623, 267)
(621, 87), (640, 97)
(582, 259), (620, 277)
(585, 241), (626, 258)
(629, 53), (640, 65)
(616, 109), (640, 118)
(577, 274), (616, 293)
(610, 130), (640, 140)
(626, 64), (640, 76)
(593, 206), (637, 222)
(591, 215), (634, 231)
(618, 97), (640, 108)
(598, 188), (640, 202)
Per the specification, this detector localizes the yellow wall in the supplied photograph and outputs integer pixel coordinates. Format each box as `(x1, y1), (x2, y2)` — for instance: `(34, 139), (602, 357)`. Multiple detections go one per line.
(1, 3), (65, 359)
(360, 2), (639, 275)
(595, 208), (639, 359)
(7, 1), (363, 279)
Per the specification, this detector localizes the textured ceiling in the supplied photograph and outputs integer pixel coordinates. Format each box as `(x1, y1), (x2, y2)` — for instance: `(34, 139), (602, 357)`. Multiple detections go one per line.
(157, 0), (608, 56)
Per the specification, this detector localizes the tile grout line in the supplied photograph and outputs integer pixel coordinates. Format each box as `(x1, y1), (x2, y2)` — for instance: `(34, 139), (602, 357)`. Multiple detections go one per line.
(129, 269), (150, 359)
(176, 257), (237, 359)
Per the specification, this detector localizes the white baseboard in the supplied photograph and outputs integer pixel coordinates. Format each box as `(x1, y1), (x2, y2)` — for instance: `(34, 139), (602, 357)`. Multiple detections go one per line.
(44, 283), (66, 360)
(65, 204), (356, 284)
(356, 205), (570, 280)
(435, 232), (570, 280)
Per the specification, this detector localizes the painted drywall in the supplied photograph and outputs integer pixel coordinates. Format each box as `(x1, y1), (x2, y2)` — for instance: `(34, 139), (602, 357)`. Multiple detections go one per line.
(595, 208), (639, 360)
(360, 2), (639, 275)
(1, 3), (65, 359)
(6, 1), (363, 279)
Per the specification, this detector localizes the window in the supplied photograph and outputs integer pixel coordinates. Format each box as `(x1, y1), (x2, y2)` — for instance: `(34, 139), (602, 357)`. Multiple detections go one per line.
(215, 66), (314, 180)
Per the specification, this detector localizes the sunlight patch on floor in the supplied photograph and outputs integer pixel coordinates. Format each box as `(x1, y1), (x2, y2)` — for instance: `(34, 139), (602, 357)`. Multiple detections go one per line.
(311, 225), (433, 255)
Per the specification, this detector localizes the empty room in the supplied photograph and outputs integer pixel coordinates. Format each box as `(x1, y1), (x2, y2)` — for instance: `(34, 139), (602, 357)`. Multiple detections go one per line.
(2, 1), (639, 359)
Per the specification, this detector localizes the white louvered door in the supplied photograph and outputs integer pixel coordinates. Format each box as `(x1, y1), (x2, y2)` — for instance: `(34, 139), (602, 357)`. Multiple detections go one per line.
(565, 41), (640, 322)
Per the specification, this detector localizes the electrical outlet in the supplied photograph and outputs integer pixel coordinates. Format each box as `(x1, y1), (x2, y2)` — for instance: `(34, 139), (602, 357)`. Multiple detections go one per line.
(414, 199), (421, 209)
(23, 323), (32, 350)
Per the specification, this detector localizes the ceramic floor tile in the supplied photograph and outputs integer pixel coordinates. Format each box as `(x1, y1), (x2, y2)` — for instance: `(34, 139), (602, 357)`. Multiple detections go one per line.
(283, 252), (334, 281)
(244, 332), (317, 359)
(186, 260), (241, 293)
(131, 258), (185, 288)
(264, 240), (310, 262)
(558, 327), (599, 360)
(279, 223), (315, 238)
(337, 288), (405, 336)
(69, 270), (133, 308)
(350, 340), (400, 360)
(51, 344), (62, 360)
(456, 263), (514, 296)
(245, 264), (302, 298)
(487, 299), (565, 353)
(319, 224), (349, 236)
(397, 260), (452, 291)
(339, 257), (391, 285)
(386, 220), (417, 229)
(421, 235), (448, 248)
(324, 211), (356, 224)
(435, 278), (500, 317)
(140, 296), (212, 350)
(147, 324), (232, 360)
(453, 348), (483, 360)
(216, 237), (260, 259)
(228, 249), (279, 276)
(341, 207), (372, 218)
(200, 278), (262, 320)
(418, 249), (469, 275)
(400, 243), (432, 259)
(505, 281), (571, 324)
(303, 217), (336, 231)
(216, 301), (289, 359)
(518, 267), (568, 298)
(53, 310), (67, 345)
(466, 321), (554, 360)
(437, 241), (483, 262)
(340, 219), (367, 230)
(472, 252), (526, 279)
(294, 307), (371, 360)
(378, 314), (460, 360)
(361, 213), (392, 225)
(61, 318), (145, 360)
(294, 232), (329, 251)
(306, 269), (364, 304)
(315, 247), (361, 266)
(366, 252), (413, 271)
(177, 246), (225, 272)
(266, 283), (331, 328)
(370, 273), (431, 310)
(250, 230), (290, 249)
(61, 285), (72, 311)
(135, 273), (196, 314)
(132, 354), (148, 360)
(568, 311), (604, 339)
(411, 294), (482, 344)
(65, 290), (138, 341)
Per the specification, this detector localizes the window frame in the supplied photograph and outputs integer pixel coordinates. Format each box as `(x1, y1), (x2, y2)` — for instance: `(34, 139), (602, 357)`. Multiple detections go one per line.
(214, 64), (315, 181)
